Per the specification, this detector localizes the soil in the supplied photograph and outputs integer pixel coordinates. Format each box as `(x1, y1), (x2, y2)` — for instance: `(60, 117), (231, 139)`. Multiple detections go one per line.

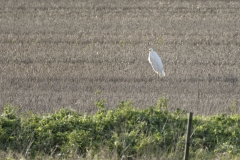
(0, 0), (239, 115)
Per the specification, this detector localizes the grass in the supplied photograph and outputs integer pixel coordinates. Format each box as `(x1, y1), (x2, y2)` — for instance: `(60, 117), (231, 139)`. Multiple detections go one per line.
(1, 97), (240, 159)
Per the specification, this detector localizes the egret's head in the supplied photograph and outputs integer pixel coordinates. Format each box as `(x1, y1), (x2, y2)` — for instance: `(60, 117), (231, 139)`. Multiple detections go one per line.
(148, 48), (153, 52)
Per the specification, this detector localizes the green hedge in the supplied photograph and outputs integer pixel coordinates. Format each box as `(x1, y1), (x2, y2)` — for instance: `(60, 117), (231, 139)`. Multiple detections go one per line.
(0, 97), (240, 159)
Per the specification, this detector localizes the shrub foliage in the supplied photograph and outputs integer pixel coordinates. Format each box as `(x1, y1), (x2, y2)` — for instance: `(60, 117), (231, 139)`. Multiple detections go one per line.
(0, 98), (240, 159)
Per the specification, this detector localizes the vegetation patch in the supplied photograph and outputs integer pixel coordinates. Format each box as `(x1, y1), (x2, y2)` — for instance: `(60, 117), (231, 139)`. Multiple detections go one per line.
(1, 97), (240, 159)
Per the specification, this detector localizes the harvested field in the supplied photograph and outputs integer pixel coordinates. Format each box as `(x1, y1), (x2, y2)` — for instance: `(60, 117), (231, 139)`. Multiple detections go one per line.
(0, 0), (239, 115)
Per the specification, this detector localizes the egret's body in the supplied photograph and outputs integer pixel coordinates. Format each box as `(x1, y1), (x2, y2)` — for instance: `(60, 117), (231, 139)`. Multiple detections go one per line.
(148, 48), (165, 77)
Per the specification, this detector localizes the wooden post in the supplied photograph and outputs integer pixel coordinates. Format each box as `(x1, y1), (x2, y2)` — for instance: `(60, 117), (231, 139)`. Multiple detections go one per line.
(184, 112), (193, 160)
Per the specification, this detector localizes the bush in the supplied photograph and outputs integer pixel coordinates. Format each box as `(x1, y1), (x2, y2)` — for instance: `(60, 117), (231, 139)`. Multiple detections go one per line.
(0, 97), (240, 159)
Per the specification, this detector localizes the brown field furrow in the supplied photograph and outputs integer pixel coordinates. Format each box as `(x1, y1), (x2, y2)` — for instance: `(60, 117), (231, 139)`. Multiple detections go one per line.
(0, 0), (239, 115)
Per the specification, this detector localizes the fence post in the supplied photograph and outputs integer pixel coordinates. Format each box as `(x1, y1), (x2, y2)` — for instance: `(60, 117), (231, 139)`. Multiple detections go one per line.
(184, 112), (193, 160)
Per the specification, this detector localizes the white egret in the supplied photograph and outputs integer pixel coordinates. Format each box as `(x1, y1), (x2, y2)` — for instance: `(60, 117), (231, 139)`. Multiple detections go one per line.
(148, 48), (165, 77)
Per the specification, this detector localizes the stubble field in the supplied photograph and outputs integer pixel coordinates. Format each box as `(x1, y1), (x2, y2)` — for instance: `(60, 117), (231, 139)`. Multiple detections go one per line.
(0, 0), (239, 115)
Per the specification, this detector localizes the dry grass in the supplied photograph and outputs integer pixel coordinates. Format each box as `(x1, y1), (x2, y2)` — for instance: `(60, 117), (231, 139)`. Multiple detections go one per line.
(0, 0), (239, 115)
